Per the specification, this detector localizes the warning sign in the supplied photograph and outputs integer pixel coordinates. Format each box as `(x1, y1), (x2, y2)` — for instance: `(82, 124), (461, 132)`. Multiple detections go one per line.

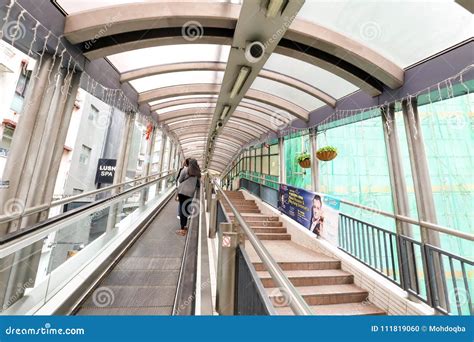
(222, 235), (231, 248)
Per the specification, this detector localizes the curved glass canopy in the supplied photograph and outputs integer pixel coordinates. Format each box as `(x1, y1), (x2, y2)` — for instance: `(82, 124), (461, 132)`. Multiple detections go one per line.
(59, 0), (472, 172)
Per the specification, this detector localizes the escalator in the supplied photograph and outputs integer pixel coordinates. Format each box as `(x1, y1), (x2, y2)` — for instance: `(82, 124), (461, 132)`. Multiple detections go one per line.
(74, 198), (184, 315)
(74, 190), (200, 315)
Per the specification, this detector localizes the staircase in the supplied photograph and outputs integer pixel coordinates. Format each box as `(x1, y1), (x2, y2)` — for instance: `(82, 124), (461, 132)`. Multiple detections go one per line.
(223, 190), (385, 316)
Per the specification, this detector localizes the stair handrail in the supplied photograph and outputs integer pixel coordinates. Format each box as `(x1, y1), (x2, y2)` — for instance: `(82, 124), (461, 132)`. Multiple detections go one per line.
(213, 181), (314, 315)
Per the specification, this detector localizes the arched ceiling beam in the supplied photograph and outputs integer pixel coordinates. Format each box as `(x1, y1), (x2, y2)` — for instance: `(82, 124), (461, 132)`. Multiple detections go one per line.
(164, 112), (275, 135)
(121, 61), (336, 107)
(169, 123), (258, 141)
(181, 143), (238, 157)
(157, 104), (287, 130)
(139, 84), (308, 121)
(177, 132), (247, 147)
(64, 3), (403, 94)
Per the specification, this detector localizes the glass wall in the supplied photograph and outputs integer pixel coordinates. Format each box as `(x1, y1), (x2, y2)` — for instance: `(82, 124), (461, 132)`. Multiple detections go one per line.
(285, 131), (312, 190)
(417, 92), (474, 257)
(317, 112), (394, 229)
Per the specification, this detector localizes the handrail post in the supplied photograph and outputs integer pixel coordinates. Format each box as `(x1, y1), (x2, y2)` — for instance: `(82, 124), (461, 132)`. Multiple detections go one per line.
(216, 222), (238, 315)
(209, 193), (217, 238)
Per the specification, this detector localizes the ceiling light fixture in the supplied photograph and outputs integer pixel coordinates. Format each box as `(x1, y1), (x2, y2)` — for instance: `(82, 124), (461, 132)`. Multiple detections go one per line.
(266, 0), (286, 17)
(230, 66), (251, 99)
(220, 105), (231, 120)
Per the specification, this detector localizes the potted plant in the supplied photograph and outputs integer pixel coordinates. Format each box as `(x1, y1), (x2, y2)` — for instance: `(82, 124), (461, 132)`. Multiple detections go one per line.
(297, 152), (311, 168)
(316, 146), (338, 161)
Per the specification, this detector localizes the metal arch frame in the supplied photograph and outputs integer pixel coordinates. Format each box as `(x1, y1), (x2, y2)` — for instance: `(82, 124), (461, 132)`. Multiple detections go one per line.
(181, 143), (238, 157)
(158, 106), (284, 132)
(182, 147), (234, 161)
(169, 123), (258, 141)
(165, 113), (274, 135)
(64, 2), (403, 93)
(177, 131), (248, 147)
(139, 84), (308, 121)
(152, 97), (292, 122)
(170, 119), (266, 138)
(120, 61), (336, 107)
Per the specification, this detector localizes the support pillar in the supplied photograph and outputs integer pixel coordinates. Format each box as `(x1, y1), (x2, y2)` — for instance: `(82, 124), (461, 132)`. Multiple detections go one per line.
(309, 127), (319, 192)
(105, 112), (135, 232)
(381, 104), (417, 295)
(0, 55), (80, 309)
(278, 136), (286, 185)
(140, 125), (157, 206)
(402, 97), (446, 309)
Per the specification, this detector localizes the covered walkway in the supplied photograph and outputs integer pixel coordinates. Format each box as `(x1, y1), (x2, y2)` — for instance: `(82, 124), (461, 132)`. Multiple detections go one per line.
(0, 0), (472, 319)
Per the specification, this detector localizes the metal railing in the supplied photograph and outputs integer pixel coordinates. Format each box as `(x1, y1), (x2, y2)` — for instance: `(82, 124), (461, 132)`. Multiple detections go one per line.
(237, 174), (474, 315)
(0, 169), (175, 225)
(213, 181), (313, 315)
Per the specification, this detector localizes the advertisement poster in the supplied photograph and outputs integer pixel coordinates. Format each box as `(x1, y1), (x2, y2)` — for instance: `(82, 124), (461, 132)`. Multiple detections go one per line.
(278, 184), (341, 246)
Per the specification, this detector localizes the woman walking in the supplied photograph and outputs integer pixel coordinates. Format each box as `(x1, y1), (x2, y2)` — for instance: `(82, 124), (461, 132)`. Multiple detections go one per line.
(176, 158), (201, 236)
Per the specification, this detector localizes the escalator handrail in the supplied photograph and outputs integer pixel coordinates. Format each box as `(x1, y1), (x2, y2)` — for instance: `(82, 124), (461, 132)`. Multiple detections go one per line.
(213, 181), (314, 315)
(0, 172), (176, 251)
(0, 169), (176, 225)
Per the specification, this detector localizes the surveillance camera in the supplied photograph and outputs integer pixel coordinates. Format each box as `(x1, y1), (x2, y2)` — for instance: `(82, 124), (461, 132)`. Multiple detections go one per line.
(245, 41), (265, 63)
(217, 120), (223, 127)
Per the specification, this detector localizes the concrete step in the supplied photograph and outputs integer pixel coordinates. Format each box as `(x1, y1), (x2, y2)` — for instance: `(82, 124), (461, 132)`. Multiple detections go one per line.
(267, 284), (368, 306)
(230, 208), (260, 213)
(223, 204), (259, 210)
(257, 269), (353, 287)
(252, 227), (288, 234)
(252, 233), (291, 240)
(229, 214), (279, 221)
(276, 302), (386, 316)
(246, 221), (283, 227)
(253, 260), (341, 272)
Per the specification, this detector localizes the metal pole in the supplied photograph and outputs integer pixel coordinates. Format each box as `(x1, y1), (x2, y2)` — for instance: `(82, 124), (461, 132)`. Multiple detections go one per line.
(140, 125), (156, 206)
(402, 97), (446, 310)
(209, 194), (217, 238)
(309, 127), (319, 191)
(381, 104), (417, 294)
(278, 136), (286, 185)
(216, 222), (238, 315)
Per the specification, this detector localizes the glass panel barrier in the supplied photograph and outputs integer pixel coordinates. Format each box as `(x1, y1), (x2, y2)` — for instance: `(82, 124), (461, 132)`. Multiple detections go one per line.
(0, 173), (175, 314)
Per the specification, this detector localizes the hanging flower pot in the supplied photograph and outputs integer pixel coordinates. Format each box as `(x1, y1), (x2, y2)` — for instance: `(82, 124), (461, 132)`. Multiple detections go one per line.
(316, 146), (338, 161)
(297, 152), (311, 168)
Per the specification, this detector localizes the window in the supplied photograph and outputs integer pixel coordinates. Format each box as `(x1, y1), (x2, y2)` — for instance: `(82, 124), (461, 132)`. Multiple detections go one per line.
(11, 69), (32, 113)
(88, 105), (99, 120)
(0, 126), (14, 152)
(79, 145), (91, 165)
